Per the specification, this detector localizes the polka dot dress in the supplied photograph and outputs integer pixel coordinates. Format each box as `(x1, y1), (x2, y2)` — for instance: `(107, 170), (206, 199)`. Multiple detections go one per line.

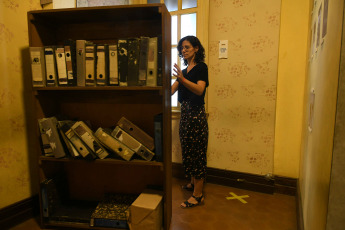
(179, 101), (208, 180)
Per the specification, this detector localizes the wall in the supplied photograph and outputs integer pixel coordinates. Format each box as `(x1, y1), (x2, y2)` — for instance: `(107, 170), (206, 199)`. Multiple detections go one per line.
(0, 1), (41, 209)
(326, 7), (345, 228)
(173, 0), (282, 176)
(274, 0), (310, 178)
(299, 0), (344, 229)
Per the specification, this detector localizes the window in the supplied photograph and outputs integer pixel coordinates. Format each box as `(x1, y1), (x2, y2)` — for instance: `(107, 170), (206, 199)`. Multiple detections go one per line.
(148, 0), (209, 112)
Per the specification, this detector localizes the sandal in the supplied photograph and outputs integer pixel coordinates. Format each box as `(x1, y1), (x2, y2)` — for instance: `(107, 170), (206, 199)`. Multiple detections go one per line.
(180, 195), (204, 208)
(181, 183), (194, 191)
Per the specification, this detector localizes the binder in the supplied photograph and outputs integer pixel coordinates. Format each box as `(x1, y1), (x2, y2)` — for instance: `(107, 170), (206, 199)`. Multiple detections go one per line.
(71, 121), (109, 159)
(85, 43), (96, 86)
(96, 44), (109, 86)
(111, 126), (155, 161)
(44, 47), (57, 87)
(55, 47), (68, 86)
(154, 113), (163, 162)
(157, 35), (163, 86)
(117, 39), (128, 86)
(64, 39), (77, 86)
(127, 38), (140, 86)
(57, 120), (80, 158)
(38, 117), (66, 158)
(40, 178), (61, 218)
(95, 127), (135, 161)
(146, 37), (158, 86)
(30, 47), (46, 87)
(40, 133), (54, 157)
(138, 37), (149, 86)
(65, 127), (96, 160)
(117, 117), (154, 151)
(76, 40), (87, 86)
(108, 44), (119, 85)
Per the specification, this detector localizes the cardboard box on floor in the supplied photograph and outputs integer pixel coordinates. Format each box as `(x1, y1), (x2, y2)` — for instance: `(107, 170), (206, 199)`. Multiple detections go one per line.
(128, 189), (163, 230)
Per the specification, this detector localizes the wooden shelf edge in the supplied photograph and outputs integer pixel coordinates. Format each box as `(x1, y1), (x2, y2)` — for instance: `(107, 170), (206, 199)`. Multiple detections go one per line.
(39, 156), (164, 166)
(45, 221), (124, 230)
(32, 86), (163, 91)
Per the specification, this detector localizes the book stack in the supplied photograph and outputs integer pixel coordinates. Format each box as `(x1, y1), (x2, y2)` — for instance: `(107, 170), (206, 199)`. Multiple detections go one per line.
(39, 116), (163, 162)
(29, 36), (163, 88)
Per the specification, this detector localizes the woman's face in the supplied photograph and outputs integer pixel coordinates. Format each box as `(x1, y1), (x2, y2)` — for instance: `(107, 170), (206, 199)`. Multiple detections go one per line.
(181, 40), (198, 62)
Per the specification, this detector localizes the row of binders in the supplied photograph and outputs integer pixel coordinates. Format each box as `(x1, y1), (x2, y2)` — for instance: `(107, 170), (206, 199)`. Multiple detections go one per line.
(38, 115), (163, 162)
(30, 36), (162, 87)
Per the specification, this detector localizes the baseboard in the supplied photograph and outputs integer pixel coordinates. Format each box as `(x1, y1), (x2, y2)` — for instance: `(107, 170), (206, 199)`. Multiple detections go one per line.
(0, 195), (39, 229)
(172, 162), (296, 196)
(296, 179), (304, 230)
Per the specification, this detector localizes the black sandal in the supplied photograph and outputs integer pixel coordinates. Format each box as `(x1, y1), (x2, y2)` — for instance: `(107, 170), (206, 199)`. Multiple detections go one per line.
(181, 183), (194, 191)
(180, 195), (204, 208)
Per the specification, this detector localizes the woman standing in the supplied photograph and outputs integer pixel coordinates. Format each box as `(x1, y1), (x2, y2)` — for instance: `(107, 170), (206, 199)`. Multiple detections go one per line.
(171, 35), (209, 208)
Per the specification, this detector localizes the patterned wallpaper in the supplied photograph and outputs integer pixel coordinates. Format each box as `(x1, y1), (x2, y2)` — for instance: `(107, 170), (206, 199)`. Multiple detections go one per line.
(172, 0), (281, 176)
(0, 1), (41, 209)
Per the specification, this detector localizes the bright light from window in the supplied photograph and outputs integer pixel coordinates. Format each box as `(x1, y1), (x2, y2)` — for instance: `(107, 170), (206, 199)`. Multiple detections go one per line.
(171, 79), (178, 107)
(181, 13), (196, 38)
(182, 0), (197, 9)
(172, 16), (178, 45)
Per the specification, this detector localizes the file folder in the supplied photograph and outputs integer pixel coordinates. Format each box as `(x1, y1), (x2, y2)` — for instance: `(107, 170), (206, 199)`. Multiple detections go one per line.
(55, 47), (68, 86)
(85, 43), (96, 86)
(146, 37), (158, 86)
(108, 44), (119, 86)
(138, 37), (149, 86)
(96, 44), (109, 86)
(118, 39), (128, 86)
(30, 47), (46, 87)
(111, 126), (154, 161)
(76, 40), (87, 86)
(117, 117), (154, 151)
(44, 47), (57, 86)
(127, 38), (140, 86)
(95, 127), (135, 161)
(71, 121), (109, 159)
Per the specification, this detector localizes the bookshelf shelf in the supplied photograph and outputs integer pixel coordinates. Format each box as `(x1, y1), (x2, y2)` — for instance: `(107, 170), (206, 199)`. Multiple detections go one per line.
(39, 156), (164, 167)
(33, 86), (163, 91)
(28, 4), (171, 230)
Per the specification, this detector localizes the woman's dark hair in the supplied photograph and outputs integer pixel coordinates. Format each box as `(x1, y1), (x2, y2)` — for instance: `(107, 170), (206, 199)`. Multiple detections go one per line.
(177, 35), (205, 66)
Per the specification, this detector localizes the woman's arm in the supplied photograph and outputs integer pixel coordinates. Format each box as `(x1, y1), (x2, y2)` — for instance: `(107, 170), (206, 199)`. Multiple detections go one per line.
(171, 80), (179, 95)
(173, 63), (206, 96)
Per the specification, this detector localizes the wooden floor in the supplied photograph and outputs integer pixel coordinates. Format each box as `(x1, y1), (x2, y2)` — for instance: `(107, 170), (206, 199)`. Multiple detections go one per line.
(9, 177), (297, 230)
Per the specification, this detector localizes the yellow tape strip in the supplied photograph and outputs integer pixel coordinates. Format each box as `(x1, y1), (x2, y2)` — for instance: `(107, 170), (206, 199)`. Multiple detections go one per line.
(226, 192), (249, 204)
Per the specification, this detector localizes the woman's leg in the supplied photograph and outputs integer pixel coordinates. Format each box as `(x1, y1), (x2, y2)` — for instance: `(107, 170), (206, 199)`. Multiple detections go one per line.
(193, 178), (203, 197)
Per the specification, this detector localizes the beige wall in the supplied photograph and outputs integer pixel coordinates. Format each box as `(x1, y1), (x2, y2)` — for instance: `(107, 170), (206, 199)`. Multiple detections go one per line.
(299, 0), (344, 229)
(173, 0), (282, 176)
(0, 1), (42, 209)
(274, 0), (310, 178)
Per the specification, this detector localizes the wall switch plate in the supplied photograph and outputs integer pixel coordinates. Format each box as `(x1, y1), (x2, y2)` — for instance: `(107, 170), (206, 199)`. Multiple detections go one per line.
(219, 40), (228, 59)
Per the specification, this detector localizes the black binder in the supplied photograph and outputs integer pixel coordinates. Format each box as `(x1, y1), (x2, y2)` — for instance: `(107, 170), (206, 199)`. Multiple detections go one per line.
(118, 39), (128, 86)
(127, 38), (140, 86)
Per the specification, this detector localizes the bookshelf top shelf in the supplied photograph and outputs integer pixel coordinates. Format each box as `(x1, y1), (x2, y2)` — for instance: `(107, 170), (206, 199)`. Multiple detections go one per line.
(27, 4), (167, 24)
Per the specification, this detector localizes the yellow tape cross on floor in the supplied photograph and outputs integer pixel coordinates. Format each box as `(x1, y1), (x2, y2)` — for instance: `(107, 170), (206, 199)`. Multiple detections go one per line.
(226, 192), (249, 204)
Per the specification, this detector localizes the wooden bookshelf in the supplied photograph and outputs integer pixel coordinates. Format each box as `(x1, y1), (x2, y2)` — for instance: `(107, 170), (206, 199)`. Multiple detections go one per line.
(27, 4), (171, 229)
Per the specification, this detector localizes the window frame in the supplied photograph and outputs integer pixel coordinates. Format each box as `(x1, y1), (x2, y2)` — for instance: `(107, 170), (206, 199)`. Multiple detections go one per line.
(158, 0), (209, 115)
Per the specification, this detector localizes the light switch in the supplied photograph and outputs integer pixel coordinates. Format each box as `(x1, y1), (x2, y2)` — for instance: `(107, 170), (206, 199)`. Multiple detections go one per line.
(219, 40), (228, 59)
